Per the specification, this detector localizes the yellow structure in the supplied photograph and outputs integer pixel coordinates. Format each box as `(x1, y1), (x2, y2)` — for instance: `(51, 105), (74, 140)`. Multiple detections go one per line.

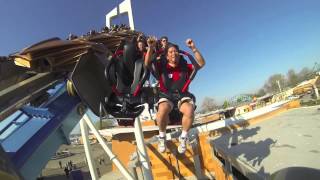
(147, 133), (233, 180)
(199, 113), (221, 123)
(235, 104), (252, 116)
(293, 76), (320, 96)
(272, 88), (294, 103)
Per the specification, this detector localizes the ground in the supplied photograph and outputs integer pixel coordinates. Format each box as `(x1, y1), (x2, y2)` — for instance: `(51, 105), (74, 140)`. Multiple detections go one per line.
(212, 105), (320, 180)
(41, 143), (112, 179)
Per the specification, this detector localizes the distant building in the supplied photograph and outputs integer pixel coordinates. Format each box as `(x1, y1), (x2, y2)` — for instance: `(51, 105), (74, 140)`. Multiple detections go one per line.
(272, 88), (294, 103)
(293, 76), (320, 98)
(235, 104), (252, 116)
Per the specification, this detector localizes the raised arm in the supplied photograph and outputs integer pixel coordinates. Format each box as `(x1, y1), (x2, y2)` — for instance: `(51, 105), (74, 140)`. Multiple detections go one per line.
(185, 38), (205, 68)
(144, 36), (157, 67)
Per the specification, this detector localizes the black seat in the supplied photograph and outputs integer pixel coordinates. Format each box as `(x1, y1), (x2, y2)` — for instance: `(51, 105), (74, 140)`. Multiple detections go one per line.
(70, 50), (113, 116)
(70, 38), (150, 125)
(104, 38), (150, 121)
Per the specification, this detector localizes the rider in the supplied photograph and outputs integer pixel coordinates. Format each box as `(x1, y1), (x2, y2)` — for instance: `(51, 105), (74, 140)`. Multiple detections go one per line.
(144, 37), (205, 153)
(137, 39), (147, 54)
(137, 35), (147, 55)
(156, 36), (169, 60)
(159, 36), (169, 50)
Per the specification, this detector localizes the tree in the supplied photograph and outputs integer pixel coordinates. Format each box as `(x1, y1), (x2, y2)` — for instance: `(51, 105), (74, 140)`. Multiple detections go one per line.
(236, 97), (243, 103)
(286, 69), (299, 87)
(263, 74), (286, 93)
(298, 67), (312, 82)
(201, 97), (216, 113)
(256, 88), (266, 97)
(223, 100), (229, 109)
(255, 65), (315, 96)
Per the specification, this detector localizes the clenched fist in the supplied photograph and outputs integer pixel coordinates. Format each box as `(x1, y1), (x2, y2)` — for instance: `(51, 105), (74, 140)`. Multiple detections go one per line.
(185, 38), (196, 50)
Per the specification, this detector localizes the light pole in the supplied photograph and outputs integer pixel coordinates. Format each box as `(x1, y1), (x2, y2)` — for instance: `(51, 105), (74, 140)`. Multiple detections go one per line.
(277, 80), (282, 93)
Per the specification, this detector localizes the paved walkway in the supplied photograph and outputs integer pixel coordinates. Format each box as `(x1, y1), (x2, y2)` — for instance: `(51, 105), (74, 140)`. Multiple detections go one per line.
(41, 143), (112, 179)
(212, 105), (320, 180)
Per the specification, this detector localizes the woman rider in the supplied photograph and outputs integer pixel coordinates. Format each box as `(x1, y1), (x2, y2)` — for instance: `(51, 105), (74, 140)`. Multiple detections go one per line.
(144, 36), (205, 153)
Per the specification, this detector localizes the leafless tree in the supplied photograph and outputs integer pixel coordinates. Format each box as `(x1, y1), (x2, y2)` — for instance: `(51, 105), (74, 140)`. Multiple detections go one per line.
(286, 69), (299, 87)
(201, 97), (216, 113)
(263, 74), (286, 93)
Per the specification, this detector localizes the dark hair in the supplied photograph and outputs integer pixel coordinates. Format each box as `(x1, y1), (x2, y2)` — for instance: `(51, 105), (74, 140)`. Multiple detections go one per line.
(164, 43), (179, 55)
(137, 39), (146, 44)
(137, 34), (146, 44)
(160, 36), (168, 41)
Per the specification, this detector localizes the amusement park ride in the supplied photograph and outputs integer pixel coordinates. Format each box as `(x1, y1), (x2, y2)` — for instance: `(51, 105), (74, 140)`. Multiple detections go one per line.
(0, 0), (319, 180)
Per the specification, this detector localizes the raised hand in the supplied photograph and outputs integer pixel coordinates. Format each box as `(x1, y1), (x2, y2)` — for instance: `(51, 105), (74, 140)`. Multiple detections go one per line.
(185, 38), (196, 50)
(147, 36), (157, 49)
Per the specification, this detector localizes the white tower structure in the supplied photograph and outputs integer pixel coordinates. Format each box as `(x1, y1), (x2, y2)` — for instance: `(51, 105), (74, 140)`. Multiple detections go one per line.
(106, 0), (135, 30)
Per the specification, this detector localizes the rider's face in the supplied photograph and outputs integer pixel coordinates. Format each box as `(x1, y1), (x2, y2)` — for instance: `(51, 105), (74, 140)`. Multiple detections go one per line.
(166, 46), (180, 67)
(137, 42), (145, 52)
(161, 38), (168, 48)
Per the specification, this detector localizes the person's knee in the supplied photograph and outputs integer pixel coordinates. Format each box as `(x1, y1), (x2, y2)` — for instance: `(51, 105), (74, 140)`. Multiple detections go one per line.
(180, 102), (194, 118)
(184, 110), (194, 119)
(158, 102), (172, 114)
(157, 102), (171, 122)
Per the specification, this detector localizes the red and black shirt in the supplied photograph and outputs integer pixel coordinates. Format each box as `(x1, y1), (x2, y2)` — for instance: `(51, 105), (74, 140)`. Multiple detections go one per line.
(155, 60), (193, 93)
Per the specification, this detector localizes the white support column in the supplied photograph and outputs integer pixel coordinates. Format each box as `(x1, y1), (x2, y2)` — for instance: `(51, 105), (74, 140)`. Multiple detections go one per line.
(277, 80), (282, 92)
(80, 118), (98, 180)
(105, 7), (117, 28)
(82, 114), (135, 180)
(313, 84), (319, 99)
(119, 0), (135, 30)
(134, 117), (153, 180)
(105, 0), (135, 30)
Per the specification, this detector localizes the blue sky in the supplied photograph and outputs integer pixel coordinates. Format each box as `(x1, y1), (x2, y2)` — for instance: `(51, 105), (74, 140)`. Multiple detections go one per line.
(0, 0), (319, 105)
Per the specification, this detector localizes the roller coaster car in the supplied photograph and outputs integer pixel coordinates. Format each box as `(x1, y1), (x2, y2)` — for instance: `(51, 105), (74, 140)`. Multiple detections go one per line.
(70, 37), (151, 122)
(71, 40), (200, 126)
(9, 28), (149, 123)
(9, 28), (198, 126)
